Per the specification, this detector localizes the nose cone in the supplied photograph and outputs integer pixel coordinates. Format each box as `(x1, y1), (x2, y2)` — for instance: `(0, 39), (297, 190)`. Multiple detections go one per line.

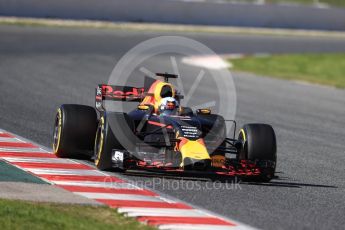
(178, 138), (211, 170)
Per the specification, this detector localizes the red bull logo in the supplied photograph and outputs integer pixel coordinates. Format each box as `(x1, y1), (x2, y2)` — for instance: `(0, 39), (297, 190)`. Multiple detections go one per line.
(101, 85), (144, 100)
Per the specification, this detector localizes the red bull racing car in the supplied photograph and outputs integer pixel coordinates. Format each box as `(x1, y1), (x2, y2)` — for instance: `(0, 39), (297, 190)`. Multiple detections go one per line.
(52, 73), (277, 182)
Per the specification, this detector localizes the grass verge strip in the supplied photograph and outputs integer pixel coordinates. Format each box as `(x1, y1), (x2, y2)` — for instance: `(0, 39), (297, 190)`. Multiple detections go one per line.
(229, 53), (345, 88)
(1, 16), (345, 39)
(0, 199), (155, 230)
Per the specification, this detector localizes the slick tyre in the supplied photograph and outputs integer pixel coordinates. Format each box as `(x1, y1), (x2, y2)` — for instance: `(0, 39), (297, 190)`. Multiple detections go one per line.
(53, 104), (97, 158)
(94, 112), (135, 171)
(238, 123), (277, 182)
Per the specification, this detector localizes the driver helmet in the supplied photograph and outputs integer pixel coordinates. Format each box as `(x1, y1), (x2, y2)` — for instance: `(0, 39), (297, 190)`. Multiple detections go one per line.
(158, 97), (179, 116)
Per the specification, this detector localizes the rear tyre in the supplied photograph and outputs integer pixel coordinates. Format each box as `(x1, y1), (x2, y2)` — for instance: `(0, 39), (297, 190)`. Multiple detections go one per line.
(94, 112), (135, 171)
(238, 123), (277, 182)
(53, 104), (97, 158)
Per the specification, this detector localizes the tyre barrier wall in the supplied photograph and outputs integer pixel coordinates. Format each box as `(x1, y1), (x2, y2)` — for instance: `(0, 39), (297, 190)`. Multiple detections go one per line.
(1, 0), (345, 30)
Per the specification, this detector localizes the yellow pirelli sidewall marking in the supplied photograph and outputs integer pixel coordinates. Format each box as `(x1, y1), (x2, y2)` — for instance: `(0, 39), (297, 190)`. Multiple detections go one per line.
(53, 108), (62, 154)
(180, 139), (210, 165)
(239, 128), (246, 142)
(95, 117), (104, 166)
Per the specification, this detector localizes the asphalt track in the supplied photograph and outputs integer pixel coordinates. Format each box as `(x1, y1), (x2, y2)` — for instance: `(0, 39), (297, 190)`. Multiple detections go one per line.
(1, 25), (345, 230)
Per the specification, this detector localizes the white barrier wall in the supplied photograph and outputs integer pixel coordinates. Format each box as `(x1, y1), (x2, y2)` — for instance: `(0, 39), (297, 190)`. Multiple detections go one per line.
(1, 0), (345, 30)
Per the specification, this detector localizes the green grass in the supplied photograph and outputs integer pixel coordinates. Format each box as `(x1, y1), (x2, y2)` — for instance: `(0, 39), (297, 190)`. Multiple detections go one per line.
(269, 0), (345, 8)
(230, 53), (345, 88)
(0, 199), (156, 230)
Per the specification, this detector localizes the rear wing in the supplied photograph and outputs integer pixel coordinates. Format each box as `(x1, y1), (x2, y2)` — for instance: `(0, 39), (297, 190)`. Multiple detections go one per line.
(156, 72), (178, 82)
(95, 84), (144, 111)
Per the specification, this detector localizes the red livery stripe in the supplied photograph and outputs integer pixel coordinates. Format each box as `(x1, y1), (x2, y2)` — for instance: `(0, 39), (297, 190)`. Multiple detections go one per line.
(0, 133), (14, 138)
(137, 216), (235, 226)
(148, 121), (173, 129)
(11, 162), (94, 170)
(0, 142), (37, 148)
(97, 199), (193, 209)
(0, 152), (56, 158)
(38, 174), (124, 183)
(59, 185), (157, 196)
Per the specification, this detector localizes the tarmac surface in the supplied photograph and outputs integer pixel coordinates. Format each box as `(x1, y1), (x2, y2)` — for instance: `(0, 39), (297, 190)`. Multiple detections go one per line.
(1, 25), (345, 229)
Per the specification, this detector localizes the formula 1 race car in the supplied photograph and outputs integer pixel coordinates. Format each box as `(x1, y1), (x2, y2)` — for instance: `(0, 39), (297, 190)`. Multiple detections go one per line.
(52, 73), (277, 182)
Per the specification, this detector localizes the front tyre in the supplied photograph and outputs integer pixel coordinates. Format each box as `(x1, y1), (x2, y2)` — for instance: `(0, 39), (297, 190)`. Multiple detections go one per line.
(94, 113), (135, 171)
(94, 116), (112, 170)
(238, 123), (277, 182)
